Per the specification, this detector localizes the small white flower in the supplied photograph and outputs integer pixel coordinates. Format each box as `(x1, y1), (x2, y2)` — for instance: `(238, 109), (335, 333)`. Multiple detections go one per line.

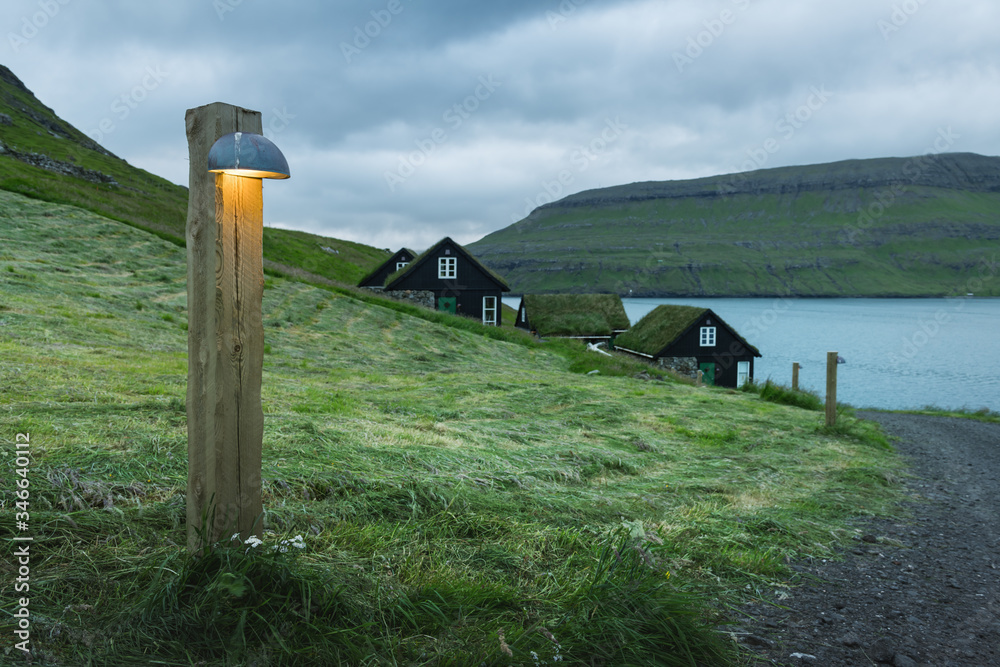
(230, 533), (241, 542)
(243, 535), (263, 553)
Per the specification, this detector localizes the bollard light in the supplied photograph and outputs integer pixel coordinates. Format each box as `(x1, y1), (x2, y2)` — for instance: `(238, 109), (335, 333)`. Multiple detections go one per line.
(186, 105), (290, 552)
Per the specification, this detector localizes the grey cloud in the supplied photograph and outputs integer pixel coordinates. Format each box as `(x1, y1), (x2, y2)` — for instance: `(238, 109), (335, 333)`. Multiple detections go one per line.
(5, 0), (1000, 250)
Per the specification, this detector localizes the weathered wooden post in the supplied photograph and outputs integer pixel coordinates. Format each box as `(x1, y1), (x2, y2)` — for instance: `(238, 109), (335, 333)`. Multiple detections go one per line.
(792, 362), (800, 391)
(696, 370), (704, 387)
(185, 103), (289, 552)
(825, 352), (838, 427)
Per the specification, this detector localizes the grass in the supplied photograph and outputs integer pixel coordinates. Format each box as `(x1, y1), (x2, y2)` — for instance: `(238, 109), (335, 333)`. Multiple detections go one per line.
(0, 191), (909, 665)
(501, 302), (518, 327)
(520, 293), (630, 337)
(262, 226), (390, 286)
(740, 380), (825, 412)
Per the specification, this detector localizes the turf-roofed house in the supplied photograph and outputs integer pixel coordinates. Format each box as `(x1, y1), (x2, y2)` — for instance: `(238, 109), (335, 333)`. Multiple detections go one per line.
(382, 237), (510, 325)
(515, 293), (630, 343)
(357, 248), (418, 289)
(613, 305), (761, 388)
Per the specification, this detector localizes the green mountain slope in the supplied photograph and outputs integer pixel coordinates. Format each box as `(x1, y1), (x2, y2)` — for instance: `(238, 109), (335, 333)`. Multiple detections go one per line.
(0, 188), (903, 664)
(0, 64), (387, 284)
(469, 153), (1000, 297)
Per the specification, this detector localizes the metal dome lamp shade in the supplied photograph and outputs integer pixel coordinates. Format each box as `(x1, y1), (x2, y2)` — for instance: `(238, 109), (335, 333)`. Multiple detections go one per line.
(208, 131), (290, 179)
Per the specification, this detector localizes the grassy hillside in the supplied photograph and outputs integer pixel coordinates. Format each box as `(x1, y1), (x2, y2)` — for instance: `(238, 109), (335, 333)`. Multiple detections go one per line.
(470, 153), (1000, 297)
(0, 65), (388, 285)
(0, 190), (907, 664)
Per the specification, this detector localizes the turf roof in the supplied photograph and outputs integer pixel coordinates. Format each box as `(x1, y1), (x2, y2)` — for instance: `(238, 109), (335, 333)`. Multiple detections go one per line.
(614, 305), (762, 356)
(613, 305), (705, 355)
(522, 293), (630, 337)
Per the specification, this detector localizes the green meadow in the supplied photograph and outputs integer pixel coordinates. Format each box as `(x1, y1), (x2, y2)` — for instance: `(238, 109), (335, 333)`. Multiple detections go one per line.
(0, 190), (906, 665)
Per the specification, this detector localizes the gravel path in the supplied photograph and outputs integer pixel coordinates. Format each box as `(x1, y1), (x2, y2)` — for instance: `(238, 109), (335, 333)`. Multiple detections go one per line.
(734, 412), (1000, 667)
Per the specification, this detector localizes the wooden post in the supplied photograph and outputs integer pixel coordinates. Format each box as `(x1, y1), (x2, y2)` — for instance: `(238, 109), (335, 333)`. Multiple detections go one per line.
(825, 352), (838, 427)
(186, 103), (265, 552)
(792, 362), (800, 391)
(696, 370), (703, 387)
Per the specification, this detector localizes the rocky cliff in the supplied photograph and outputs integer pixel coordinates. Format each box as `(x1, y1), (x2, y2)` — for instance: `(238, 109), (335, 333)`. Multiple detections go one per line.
(469, 153), (1000, 297)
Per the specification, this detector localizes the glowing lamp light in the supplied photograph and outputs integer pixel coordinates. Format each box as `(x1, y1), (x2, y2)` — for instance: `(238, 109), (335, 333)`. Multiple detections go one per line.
(207, 131), (290, 179)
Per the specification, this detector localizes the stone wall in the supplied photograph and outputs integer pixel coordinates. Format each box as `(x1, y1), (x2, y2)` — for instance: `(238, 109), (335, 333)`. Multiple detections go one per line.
(658, 356), (698, 379)
(380, 289), (436, 310)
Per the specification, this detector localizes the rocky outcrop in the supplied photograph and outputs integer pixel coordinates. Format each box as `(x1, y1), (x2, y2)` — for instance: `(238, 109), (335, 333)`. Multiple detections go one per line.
(5, 147), (118, 186)
(0, 65), (31, 95)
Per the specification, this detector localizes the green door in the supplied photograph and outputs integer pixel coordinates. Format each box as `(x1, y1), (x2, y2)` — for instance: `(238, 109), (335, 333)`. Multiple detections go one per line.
(699, 362), (716, 386)
(437, 297), (456, 314)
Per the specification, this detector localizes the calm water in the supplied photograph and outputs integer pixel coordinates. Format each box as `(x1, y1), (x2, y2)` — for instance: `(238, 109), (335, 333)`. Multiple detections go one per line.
(506, 297), (1000, 411)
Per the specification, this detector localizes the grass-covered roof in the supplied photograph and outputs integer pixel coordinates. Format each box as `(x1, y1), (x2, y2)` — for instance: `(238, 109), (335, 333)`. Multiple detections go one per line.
(613, 305), (706, 355)
(614, 305), (762, 357)
(522, 293), (630, 337)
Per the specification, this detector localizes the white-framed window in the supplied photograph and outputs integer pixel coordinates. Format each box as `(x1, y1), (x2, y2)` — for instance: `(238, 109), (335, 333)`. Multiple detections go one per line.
(737, 361), (750, 386)
(483, 296), (498, 326)
(438, 257), (456, 279)
(699, 326), (716, 347)
(396, 261), (409, 271)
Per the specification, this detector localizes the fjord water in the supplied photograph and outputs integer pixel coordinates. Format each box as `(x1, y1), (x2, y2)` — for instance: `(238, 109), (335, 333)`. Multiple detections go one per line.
(505, 297), (999, 411)
(620, 298), (1000, 412)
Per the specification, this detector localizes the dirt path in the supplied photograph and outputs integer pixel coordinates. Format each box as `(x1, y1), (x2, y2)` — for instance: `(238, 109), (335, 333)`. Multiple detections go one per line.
(735, 412), (1000, 666)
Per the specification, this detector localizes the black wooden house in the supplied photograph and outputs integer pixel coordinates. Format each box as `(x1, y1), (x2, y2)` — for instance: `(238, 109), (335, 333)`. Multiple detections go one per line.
(613, 305), (761, 387)
(357, 248), (418, 289)
(383, 237), (510, 325)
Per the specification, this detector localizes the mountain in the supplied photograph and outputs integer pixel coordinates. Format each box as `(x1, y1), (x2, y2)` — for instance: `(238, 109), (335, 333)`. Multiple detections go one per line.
(469, 153), (1000, 297)
(0, 64), (387, 285)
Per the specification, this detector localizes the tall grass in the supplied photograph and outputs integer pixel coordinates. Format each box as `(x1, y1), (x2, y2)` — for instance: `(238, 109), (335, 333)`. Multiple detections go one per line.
(0, 191), (908, 665)
(740, 379), (824, 411)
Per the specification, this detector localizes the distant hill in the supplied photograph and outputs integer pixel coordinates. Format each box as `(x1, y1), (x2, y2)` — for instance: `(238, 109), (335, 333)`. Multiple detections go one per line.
(469, 153), (1000, 297)
(0, 64), (387, 285)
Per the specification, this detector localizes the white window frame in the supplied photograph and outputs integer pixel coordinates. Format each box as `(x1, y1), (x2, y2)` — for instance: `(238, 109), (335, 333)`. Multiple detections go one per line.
(483, 296), (498, 326)
(438, 257), (456, 279)
(737, 361), (750, 386)
(699, 326), (716, 347)
(396, 261), (409, 271)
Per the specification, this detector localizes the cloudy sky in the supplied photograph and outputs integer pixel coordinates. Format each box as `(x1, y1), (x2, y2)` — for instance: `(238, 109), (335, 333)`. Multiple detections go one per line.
(6, 0), (1000, 250)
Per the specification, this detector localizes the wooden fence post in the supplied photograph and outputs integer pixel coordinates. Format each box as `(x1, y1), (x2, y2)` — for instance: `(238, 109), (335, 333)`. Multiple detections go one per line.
(696, 370), (703, 387)
(792, 362), (800, 391)
(825, 352), (838, 427)
(186, 103), (265, 553)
